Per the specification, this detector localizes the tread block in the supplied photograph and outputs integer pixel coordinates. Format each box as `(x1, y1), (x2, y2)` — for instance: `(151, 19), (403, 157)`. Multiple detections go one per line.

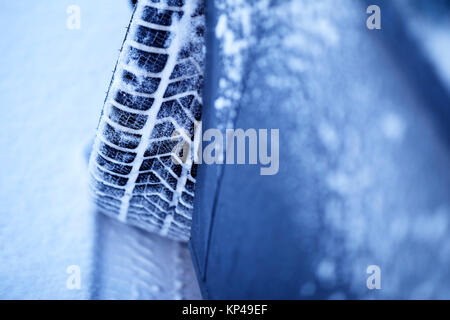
(102, 123), (141, 149)
(96, 154), (133, 175)
(170, 60), (198, 79)
(157, 99), (194, 133)
(139, 158), (155, 171)
(150, 122), (176, 139)
(147, 194), (172, 211)
(185, 178), (195, 193)
(93, 165), (129, 187)
(135, 25), (172, 49)
(148, 0), (185, 7)
(98, 142), (137, 164)
(142, 6), (183, 26)
(181, 191), (194, 205)
(126, 47), (168, 73)
(159, 155), (183, 177)
(136, 171), (161, 184)
(190, 163), (197, 178)
(179, 94), (202, 120)
(114, 90), (154, 111)
(122, 70), (161, 94)
(91, 178), (125, 198)
(96, 194), (122, 207)
(163, 76), (202, 98)
(143, 139), (178, 156)
(108, 104), (148, 130)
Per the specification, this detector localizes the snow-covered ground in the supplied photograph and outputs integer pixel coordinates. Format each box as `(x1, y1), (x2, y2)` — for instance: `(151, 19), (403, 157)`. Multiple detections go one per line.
(0, 0), (200, 299)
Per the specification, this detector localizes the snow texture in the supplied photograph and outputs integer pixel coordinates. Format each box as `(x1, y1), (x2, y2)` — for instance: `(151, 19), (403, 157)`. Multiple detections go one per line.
(0, 0), (200, 299)
(213, 0), (254, 130)
(89, 0), (205, 242)
(92, 213), (201, 299)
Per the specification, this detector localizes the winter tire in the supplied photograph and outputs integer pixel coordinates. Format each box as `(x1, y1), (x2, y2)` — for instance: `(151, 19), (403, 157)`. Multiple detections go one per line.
(89, 0), (204, 242)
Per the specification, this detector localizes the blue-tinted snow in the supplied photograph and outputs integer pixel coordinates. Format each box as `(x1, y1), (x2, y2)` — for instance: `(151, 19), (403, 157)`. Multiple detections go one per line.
(0, 0), (200, 299)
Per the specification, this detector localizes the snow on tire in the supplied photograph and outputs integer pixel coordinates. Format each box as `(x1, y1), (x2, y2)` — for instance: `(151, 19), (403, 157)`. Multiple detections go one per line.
(89, 0), (204, 242)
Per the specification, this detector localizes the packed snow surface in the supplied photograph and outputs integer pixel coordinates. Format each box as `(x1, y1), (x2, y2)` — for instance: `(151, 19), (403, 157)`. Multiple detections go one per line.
(0, 0), (200, 299)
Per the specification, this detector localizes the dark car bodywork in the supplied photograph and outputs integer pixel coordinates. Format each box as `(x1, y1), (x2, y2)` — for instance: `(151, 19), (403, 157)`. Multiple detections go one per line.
(190, 0), (450, 299)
